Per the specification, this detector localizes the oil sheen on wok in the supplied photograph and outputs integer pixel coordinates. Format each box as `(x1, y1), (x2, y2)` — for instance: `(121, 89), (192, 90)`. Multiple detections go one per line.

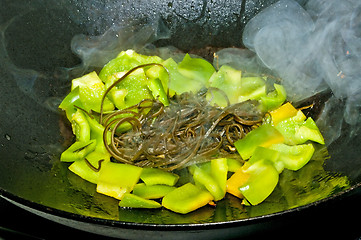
(59, 49), (348, 214)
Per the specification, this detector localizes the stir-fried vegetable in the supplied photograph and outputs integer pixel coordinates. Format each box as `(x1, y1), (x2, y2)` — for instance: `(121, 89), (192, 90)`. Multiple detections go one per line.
(59, 49), (345, 214)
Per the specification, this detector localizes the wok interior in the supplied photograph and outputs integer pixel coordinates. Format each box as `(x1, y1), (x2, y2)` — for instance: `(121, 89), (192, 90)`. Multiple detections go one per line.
(1, 0), (361, 224)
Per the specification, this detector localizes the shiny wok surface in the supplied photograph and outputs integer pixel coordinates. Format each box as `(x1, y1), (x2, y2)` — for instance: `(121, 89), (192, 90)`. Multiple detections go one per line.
(1, 0), (361, 239)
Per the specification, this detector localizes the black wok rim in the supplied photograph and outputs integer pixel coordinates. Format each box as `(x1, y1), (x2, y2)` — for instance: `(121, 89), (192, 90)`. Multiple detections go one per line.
(1, 182), (360, 231)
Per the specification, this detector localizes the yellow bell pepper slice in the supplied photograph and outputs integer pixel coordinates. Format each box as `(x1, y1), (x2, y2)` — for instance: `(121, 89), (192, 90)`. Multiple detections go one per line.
(270, 102), (298, 126)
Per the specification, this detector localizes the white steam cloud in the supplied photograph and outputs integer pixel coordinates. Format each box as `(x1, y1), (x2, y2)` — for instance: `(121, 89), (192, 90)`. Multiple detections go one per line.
(242, 0), (361, 144)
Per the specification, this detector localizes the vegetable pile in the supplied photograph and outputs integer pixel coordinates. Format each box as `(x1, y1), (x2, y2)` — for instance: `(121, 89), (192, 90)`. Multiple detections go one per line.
(59, 49), (326, 214)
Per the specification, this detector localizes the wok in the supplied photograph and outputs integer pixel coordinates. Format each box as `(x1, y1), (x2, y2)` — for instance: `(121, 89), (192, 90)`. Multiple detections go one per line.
(1, 0), (361, 239)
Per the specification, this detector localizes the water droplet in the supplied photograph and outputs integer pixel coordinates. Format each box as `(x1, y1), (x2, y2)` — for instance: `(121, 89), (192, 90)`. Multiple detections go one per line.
(4, 134), (11, 141)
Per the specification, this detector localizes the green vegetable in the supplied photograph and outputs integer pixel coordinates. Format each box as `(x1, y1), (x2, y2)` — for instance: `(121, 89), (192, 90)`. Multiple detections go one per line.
(146, 77), (169, 106)
(191, 165), (225, 201)
(68, 151), (109, 184)
(97, 162), (143, 200)
(59, 49), (332, 214)
(188, 158), (228, 201)
(82, 113), (110, 153)
(60, 139), (96, 162)
(119, 193), (161, 209)
(162, 183), (214, 214)
(269, 143), (315, 171)
(247, 146), (283, 173)
(58, 87), (83, 121)
(234, 124), (284, 160)
(227, 158), (243, 172)
(71, 71), (114, 112)
(105, 68), (153, 110)
(133, 183), (175, 199)
(71, 109), (91, 142)
(239, 159), (279, 205)
(146, 54), (215, 95)
(276, 114), (324, 145)
(207, 65), (267, 107)
(260, 84), (287, 111)
(140, 168), (179, 186)
(99, 49), (163, 82)
(145, 58), (177, 95)
(177, 54), (215, 86)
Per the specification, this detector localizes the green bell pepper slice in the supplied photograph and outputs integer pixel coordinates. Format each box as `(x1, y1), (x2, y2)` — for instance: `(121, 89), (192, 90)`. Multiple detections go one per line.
(227, 158), (243, 172)
(270, 143), (315, 171)
(177, 54), (215, 85)
(191, 165), (225, 201)
(71, 71), (114, 113)
(207, 65), (243, 107)
(276, 115), (324, 145)
(189, 158), (228, 201)
(132, 183), (175, 199)
(104, 68), (153, 110)
(146, 77), (169, 106)
(146, 56), (214, 95)
(119, 193), (161, 209)
(82, 113), (111, 154)
(247, 146), (283, 173)
(234, 124), (284, 160)
(145, 58), (176, 95)
(296, 118), (325, 144)
(239, 159), (279, 205)
(99, 49), (163, 82)
(71, 109), (90, 142)
(211, 158), (228, 195)
(140, 168), (179, 186)
(260, 84), (287, 111)
(162, 183), (214, 214)
(60, 139), (96, 162)
(96, 162), (143, 200)
(59, 87), (83, 121)
(68, 151), (110, 184)
(238, 77), (267, 102)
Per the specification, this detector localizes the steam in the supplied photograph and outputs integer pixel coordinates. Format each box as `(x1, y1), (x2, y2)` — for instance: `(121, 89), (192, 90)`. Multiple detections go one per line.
(71, 18), (171, 70)
(242, 0), (361, 145)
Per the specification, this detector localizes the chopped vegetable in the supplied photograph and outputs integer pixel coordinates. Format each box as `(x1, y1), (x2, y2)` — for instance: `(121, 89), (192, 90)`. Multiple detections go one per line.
(260, 84), (287, 111)
(162, 183), (214, 214)
(133, 183), (175, 199)
(71, 71), (114, 112)
(68, 151), (110, 184)
(269, 143), (315, 171)
(227, 158), (243, 172)
(140, 168), (179, 186)
(71, 109), (91, 142)
(58, 49), (336, 215)
(59, 87), (83, 121)
(270, 102), (298, 125)
(99, 49), (163, 82)
(119, 193), (161, 209)
(60, 139), (96, 162)
(96, 162), (142, 200)
(239, 159), (279, 205)
(234, 124), (284, 160)
(275, 113), (324, 145)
